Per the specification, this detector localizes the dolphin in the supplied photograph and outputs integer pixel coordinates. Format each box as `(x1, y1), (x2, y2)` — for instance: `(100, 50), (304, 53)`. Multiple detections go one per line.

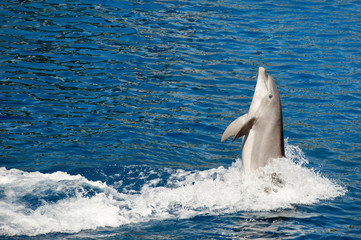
(221, 67), (285, 174)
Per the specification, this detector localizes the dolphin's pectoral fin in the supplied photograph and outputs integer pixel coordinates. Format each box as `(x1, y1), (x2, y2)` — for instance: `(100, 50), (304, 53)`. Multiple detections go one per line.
(221, 114), (255, 142)
(221, 114), (248, 142)
(233, 117), (255, 142)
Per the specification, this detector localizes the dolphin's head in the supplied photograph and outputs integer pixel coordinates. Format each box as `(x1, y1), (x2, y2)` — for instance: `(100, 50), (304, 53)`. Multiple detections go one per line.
(249, 67), (281, 118)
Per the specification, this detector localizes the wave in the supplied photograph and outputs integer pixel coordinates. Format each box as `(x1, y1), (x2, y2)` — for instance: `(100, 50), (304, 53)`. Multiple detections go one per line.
(0, 142), (346, 236)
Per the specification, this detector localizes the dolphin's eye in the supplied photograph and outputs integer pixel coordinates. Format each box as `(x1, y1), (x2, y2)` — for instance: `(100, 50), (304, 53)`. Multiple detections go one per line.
(268, 94), (273, 99)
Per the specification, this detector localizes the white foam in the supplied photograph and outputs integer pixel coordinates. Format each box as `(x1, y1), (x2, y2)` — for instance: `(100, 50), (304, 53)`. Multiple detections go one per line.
(0, 142), (346, 236)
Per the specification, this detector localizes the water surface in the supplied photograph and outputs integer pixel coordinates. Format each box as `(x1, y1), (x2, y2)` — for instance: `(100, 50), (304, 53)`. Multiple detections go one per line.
(1, 0), (360, 239)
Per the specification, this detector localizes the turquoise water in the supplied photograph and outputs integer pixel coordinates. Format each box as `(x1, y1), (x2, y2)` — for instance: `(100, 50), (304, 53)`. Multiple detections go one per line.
(1, 0), (360, 239)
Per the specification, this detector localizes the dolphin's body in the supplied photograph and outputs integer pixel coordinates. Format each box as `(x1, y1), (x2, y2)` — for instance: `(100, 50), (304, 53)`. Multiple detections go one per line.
(221, 67), (285, 174)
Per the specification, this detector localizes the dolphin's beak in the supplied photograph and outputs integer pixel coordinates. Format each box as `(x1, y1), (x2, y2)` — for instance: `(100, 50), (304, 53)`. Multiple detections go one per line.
(258, 67), (267, 78)
(258, 67), (269, 91)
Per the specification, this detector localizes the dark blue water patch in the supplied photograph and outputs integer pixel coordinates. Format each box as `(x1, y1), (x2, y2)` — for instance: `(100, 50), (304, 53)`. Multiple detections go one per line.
(67, 164), (175, 194)
(19, 190), (69, 211)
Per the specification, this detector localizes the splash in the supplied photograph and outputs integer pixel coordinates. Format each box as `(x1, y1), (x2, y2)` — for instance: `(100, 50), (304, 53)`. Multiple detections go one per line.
(0, 143), (346, 236)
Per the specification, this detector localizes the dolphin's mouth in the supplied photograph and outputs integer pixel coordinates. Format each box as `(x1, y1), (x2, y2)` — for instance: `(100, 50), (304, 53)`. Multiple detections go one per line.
(258, 67), (269, 91)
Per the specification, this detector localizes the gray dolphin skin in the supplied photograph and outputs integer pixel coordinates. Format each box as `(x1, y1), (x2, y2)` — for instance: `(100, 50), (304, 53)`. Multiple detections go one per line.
(221, 67), (285, 174)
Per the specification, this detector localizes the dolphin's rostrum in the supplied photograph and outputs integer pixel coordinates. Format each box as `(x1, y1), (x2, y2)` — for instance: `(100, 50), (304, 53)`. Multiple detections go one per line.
(221, 67), (285, 174)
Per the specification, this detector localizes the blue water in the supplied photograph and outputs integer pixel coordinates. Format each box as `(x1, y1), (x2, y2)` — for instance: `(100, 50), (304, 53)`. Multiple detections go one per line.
(1, 0), (360, 239)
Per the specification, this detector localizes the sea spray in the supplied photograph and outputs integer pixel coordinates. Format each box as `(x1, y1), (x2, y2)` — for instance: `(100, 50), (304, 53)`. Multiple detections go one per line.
(0, 143), (346, 236)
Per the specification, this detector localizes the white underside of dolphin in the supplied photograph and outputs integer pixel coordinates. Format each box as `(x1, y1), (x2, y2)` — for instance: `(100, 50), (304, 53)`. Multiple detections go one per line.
(221, 67), (285, 174)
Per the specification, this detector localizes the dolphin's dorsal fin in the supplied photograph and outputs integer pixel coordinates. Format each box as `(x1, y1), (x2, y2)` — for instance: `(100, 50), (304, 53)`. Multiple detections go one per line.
(221, 114), (255, 142)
